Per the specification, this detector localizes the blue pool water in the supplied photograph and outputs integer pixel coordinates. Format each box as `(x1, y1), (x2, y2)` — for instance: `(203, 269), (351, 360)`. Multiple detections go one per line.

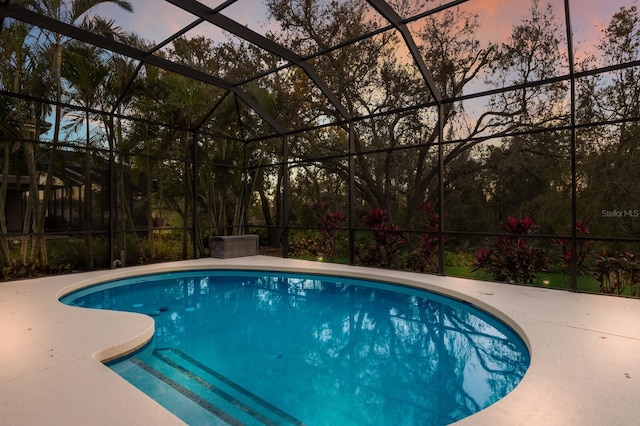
(61, 270), (529, 425)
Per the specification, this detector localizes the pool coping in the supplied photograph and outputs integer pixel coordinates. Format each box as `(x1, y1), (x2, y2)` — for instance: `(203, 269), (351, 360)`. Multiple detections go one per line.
(1, 256), (639, 425)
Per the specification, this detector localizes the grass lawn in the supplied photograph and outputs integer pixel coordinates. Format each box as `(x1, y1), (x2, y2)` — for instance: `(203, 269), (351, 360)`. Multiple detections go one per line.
(444, 266), (601, 293)
(288, 255), (608, 295)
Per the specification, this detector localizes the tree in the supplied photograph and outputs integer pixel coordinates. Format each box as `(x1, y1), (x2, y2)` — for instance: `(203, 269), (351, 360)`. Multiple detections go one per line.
(576, 5), (640, 240)
(14, 0), (133, 271)
(0, 14), (54, 271)
(487, 1), (569, 129)
(480, 132), (571, 234)
(266, 0), (521, 231)
(0, 18), (33, 269)
(61, 41), (110, 269)
(99, 33), (149, 262)
(477, 1), (572, 232)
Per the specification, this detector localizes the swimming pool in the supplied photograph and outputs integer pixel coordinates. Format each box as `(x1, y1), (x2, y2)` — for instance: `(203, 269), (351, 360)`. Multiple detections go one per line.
(61, 270), (529, 425)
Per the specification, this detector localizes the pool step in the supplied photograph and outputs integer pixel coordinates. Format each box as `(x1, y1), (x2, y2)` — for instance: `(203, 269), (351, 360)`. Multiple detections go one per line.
(130, 348), (303, 426)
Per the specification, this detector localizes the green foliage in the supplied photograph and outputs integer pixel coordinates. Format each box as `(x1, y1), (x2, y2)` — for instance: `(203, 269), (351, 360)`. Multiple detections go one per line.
(249, 227), (270, 245)
(45, 237), (109, 270)
(45, 238), (87, 270)
(149, 231), (184, 263)
(288, 231), (322, 258)
(444, 251), (476, 268)
(92, 238), (110, 268)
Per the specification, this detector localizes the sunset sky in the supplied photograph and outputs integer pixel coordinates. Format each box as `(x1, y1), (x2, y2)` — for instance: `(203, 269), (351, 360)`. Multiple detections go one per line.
(91, 0), (636, 61)
(23, 0), (638, 144)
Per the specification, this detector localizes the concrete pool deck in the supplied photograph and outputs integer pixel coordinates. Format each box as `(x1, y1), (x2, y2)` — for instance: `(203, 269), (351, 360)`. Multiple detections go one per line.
(1, 256), (639, 425)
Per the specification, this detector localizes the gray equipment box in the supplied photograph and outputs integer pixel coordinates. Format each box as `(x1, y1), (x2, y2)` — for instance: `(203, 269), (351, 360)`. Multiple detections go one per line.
(209, 234), (259, 258)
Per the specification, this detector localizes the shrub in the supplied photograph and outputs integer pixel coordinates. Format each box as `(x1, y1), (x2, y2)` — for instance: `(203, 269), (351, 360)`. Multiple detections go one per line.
(319, 209), (345, 261)
(592, 251), (640, 296)
(473, 216), (549, 284)
(150, 231), (186, 262)
(551, 220), (593, 276)
(405, 203), (444, 273)
(288, 231), (322, 258)
(44, 236), (109, 271)
(356, 207), (406, 268)
(46, 237), (85, 270)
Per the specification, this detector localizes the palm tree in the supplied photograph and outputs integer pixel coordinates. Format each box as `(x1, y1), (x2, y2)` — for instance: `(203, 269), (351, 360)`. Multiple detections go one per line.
(0, 20), (31, 268)
(0, 16), (53, 270)
(26, 0), (133, 269)
(100, 36), (148, 263)
(61, 41), (110, 269)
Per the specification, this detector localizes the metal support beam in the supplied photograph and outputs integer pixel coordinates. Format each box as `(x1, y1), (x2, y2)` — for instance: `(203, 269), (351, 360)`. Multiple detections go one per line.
(165, 0), (352, 122)
(111, 0), (237, 118)
(108, 115), (115, 268)
(366, 0), (443, 105)
(564, 0), (578, 292)
(282, 136), (290, 258)
(368, 0), (445, 273)
(3, 3), (286, 136)
(348, 124), (356, 265)
(192, 130), (199, 258)
(437, 106), (445, 275)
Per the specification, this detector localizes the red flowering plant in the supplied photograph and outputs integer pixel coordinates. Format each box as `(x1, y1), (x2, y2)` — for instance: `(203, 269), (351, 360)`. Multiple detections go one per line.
(319, 209), (344, 261)
(358, 207), (406, 267)
(500, 215), (534, 234)
(362, 207), (390, 243)
(550, 221), (593, 281)
(472, 216), (549, 284)
(406, 203), (446, 273)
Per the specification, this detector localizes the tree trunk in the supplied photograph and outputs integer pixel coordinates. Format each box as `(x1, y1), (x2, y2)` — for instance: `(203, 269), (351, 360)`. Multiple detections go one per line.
(83, 112), (94, 269)
(0, 141), (13, 267)
(258, 185), (275, 245)
(117, 163), (146, 263)
(22, 141), (41, 269)
(29, 35), (66, 269)
(20, 185), (33, 267)
(146, 153), (154, 257)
